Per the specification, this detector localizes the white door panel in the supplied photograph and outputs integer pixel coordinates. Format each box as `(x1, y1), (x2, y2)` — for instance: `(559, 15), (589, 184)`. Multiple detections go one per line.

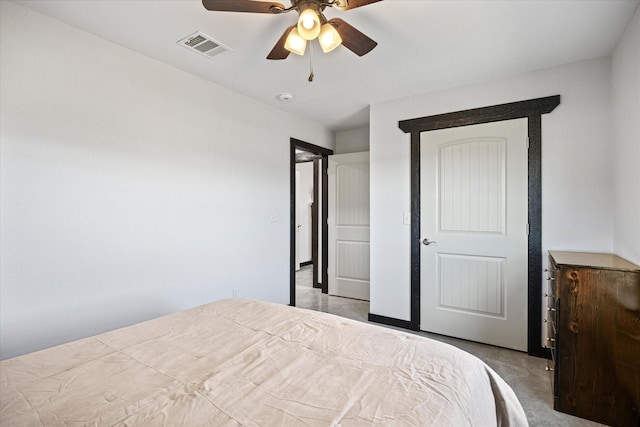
(421, 119), (528, 351)
(329, 152), (370, 301)
(295, 170), (301, 272)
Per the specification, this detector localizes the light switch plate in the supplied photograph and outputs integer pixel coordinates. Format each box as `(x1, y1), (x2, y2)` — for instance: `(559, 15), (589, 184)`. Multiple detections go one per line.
(403, 212), (411, 225)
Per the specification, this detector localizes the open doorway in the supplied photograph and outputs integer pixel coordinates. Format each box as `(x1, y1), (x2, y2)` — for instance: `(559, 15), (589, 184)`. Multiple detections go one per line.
(290, 138), (332, 306)
(294, 157), (317, 283)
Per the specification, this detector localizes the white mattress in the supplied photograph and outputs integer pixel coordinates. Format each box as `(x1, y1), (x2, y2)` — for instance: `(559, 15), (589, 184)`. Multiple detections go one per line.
(0, 299), (528, 426)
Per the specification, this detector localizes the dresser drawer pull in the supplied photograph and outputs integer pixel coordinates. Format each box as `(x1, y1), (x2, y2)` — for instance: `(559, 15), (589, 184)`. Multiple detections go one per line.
(545, 366), (554, 371)
(546, 277), (555, 281)
(547, 307), (556, 312)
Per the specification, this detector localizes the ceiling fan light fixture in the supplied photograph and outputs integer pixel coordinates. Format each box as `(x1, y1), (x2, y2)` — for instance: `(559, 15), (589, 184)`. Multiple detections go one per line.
(318, 22), (342, 53)
(284, 27), (307, 55)
(297, 4), (321, 40)
(200, 0), (381, 65)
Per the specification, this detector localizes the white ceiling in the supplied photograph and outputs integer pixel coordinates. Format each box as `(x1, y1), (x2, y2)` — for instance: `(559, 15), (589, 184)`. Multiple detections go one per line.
(16, 0), (639, 131)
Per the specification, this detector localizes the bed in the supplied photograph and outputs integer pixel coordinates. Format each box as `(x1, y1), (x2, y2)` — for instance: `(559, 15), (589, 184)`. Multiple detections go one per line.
(0, 299), (528, 426)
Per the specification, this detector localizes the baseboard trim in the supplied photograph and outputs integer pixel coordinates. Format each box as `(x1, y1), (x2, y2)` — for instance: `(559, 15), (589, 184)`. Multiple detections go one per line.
(530, 346), (552, 360)
(300, 260), (313, 267)
(368, 313), (418, 331)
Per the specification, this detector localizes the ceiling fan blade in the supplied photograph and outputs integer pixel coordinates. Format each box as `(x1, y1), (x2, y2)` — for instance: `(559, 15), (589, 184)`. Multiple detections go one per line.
(329, 18), (377, 56)
(202, 0), (285, 13)
(267, 25), (294, 60)
(337, 0), (383, 11)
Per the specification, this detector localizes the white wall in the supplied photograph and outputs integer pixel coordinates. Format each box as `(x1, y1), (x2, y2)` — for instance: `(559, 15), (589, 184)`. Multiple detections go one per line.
(295, 161), (314, 263)
(334, 127), (370, 154)
(370, 58), (613, 321)
(0, 2), (332, 359)
(612, 6), (640, 265)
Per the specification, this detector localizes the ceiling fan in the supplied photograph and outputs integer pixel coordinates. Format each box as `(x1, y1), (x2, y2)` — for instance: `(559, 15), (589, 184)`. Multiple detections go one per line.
(201, 0), (382, 60)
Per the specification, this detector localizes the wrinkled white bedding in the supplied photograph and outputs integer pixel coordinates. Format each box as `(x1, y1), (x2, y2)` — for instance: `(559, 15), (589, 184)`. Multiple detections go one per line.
(0, 299), (528, 426)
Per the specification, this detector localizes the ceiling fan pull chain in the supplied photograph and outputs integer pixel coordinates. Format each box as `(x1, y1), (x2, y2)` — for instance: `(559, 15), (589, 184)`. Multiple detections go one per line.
(308, 42), (315, 82)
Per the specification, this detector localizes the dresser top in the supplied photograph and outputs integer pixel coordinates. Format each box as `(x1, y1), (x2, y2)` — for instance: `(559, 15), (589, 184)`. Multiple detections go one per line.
(549, 251), (640, 272)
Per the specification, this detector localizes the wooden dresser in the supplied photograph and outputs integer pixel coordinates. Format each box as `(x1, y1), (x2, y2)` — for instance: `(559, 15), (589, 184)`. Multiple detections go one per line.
(546, 251), (640, 426)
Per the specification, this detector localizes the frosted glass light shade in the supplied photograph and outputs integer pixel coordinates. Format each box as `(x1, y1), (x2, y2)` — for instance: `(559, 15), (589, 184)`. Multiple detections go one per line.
(284, 27), (307, 55)
(318, 23), (342, 53)
(333, 0), (348, 10)
(297, 7), (321, 40)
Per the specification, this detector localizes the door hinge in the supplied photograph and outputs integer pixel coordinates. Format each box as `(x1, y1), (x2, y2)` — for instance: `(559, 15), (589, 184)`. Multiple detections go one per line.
(526, 223), (530, 235)
(526, 137), (530, 149)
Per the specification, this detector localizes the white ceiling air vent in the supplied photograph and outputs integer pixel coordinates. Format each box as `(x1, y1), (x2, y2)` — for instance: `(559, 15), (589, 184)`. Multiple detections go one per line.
(177, 31), (231, 59)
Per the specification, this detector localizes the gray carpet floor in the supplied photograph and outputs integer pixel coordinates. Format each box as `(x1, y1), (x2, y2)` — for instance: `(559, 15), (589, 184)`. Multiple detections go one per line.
(294, 265), (604, 427)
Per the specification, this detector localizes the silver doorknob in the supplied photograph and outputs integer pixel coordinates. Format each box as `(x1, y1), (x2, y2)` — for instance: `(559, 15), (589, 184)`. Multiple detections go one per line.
(422, 238), (437, 246)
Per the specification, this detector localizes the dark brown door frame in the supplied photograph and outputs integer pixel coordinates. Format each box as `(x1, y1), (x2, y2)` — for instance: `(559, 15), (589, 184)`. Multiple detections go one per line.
(396, 95), (560, 358)
(294, 157), (321, 288)
(290, 138), (333, 306)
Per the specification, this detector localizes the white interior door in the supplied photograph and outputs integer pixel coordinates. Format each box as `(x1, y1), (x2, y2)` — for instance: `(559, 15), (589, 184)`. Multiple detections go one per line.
(295, 170), (301, 272)
(296, 162), (314, 264)
(328, 152), (370, 300)
(420, 119), (528, 351)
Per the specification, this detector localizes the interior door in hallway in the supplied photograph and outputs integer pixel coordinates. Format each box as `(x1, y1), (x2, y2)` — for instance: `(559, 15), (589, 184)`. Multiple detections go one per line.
(295, 170), (301, 271)
(420, 119), (528, 351)
(328, 152), (370, 300)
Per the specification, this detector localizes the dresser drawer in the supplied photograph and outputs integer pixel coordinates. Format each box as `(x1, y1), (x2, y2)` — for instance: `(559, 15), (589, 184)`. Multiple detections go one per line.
(545, 258), (559, 399)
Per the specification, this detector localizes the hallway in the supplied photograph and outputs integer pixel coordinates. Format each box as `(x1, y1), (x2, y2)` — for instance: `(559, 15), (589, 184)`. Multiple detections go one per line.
(295, 264), (369, 323)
